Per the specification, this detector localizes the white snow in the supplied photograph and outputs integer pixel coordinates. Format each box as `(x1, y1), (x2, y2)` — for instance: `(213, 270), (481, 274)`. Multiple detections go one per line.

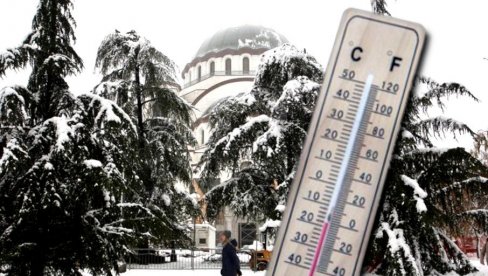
(43, 53), (72, 67)
(84, 159), (103, 169)
(43, 116), (74, 152)
(381, 222), (420, 275)
(401, 175), (428, 213)
(242, 240), (264, 251)
(407, 147), (450, 155)
(434, 176), (488, 195)
(0, 139), (26, 174)
(91, 269), (265, 276)
(213, 114), (271, 153)
(256, 44), (323, 84)
(275, 204), (285, 213)
(236, 93), (256, 106)
(274, 76), (319, 109)
(259, 219), (281, 232)
(0, 87), (25, 104)
(44, 162), (54, 170)
(78, 257), (488, 276)
(162, 193), (171, 206)
(401, 129), (414, 139)
(252, 119), (281, 156)
(80, 92), (137, 134)
(0, 86), (28, 120)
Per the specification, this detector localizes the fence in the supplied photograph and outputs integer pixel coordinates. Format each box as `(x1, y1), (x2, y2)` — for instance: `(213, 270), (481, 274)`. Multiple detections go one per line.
(126, 248), (252, 270)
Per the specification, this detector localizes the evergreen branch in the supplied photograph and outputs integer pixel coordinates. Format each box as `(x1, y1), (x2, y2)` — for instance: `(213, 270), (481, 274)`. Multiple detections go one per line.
(432, 176), (488, 196)
(414, 76), (478, 111)
(0, 47), (31, 77)
(371, 0), (391, 15)
(414, 116), (475, 139)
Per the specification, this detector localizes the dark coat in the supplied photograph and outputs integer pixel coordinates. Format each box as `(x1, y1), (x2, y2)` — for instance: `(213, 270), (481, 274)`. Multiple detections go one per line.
(221, 241), (241, 276)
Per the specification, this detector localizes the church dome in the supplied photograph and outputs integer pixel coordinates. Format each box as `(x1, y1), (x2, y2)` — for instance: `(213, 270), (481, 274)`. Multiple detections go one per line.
(194, 25), (289, 58)
(182, 25), (288, 76)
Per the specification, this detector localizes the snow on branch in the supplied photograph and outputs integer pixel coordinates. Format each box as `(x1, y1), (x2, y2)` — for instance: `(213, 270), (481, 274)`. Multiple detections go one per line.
(405, 147), (450, 155)
(0, 139), (27, 174)
(41, 116), (74, 152)
(416, 116), (474, 138)
(116, 202), (155, 218)
(213, 114), (271, 153)
(258, 44), (322, 75)
(380, 222), (420, 275)
(42, 53), (79, 73)
(401, 175), (428, 213)
(79, 92), (136, 133)
(433, 176), (488, 195)
(0, 47), (30, 76)
(83, 159), (103, 169)
(252, 119), (281, 156)
(461, 209), (488, 216)
(0, 87), (28, 123)
(273, 76), (319, 109)
(98, 225), (134, 236)
(416, 76), (478, 103)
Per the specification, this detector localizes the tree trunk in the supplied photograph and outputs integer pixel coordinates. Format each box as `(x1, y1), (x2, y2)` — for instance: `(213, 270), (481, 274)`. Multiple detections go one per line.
(36, 0), (59, 123)
(475, 228), (481, 258)
(192, 179), (207, 223)
(135, 64), (145, 149)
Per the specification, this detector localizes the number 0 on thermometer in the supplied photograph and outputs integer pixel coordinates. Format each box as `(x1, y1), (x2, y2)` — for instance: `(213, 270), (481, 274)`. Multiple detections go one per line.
(267, 8), (425, 276)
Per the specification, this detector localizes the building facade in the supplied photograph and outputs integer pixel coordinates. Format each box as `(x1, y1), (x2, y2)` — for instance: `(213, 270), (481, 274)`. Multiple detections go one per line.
(179, 25), (288, 248)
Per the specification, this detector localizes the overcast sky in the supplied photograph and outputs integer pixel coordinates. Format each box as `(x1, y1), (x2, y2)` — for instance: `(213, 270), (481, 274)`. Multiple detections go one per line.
(0, 0), (487, 150)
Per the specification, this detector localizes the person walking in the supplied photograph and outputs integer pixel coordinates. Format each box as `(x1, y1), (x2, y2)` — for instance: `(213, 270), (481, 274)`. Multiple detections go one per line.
(219, 230), (242, 276)
(481, 237), (488, 265)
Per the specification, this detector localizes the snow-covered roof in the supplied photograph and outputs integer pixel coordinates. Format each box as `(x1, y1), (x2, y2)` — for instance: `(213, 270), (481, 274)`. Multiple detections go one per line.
(195, 25), (288, 58)
(182, 25), (288, 76)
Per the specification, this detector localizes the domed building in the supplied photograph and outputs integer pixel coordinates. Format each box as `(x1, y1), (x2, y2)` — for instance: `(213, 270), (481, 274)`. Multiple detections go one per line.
(179, 25), (288, 248)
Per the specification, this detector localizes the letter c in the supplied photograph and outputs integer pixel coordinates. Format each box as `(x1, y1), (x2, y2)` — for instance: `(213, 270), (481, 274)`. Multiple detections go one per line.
(351, 47), (363, 62)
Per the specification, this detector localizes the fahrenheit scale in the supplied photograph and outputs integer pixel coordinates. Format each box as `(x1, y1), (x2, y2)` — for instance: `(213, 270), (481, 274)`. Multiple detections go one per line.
(267, 9), (425, 276)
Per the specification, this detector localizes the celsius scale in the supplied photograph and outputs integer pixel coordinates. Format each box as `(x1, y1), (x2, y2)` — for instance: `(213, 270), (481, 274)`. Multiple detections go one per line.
(267, 9), (425, 276)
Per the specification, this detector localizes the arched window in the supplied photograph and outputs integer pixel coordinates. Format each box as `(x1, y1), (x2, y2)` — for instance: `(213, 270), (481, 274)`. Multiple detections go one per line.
(243, 57), (250, 74)
(209, 61), (215, 76)
(225, 58), (232, 75)
(197, 65), (201, 81)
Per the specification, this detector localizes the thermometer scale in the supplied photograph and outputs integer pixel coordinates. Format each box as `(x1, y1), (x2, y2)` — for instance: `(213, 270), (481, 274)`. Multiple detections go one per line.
(267, 9), (425, 276)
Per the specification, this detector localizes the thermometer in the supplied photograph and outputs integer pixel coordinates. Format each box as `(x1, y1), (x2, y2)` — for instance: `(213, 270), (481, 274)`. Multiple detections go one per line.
(266, 8), (425, 276)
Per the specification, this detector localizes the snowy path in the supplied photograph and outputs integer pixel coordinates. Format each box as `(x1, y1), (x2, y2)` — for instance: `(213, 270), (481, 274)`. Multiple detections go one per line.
(119, 260), (488, 276)
(119, 269), (265, 276)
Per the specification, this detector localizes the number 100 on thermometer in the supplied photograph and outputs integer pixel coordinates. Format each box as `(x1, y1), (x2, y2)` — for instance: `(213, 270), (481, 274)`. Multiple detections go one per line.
(267, 8), (425, 276)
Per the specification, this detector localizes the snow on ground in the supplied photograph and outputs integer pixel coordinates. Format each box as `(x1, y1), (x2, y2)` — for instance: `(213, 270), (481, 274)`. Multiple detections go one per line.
(117, 259), (488, 276)
(466, 260), (488, 276)
(362, 259), (488, 276)
(118, 269), (265, 276)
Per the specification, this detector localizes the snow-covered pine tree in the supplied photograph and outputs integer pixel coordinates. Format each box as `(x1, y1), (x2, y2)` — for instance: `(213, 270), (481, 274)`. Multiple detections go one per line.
(362, 77), (488, 275)
(363, 2), (488, 274)
(0, 1), (194, 275)
(94, 30), (198, 246)
(200, 44), (323, 222)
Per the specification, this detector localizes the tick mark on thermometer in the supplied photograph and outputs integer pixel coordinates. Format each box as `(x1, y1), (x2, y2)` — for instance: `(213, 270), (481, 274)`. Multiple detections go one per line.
(308, 74), (374, 276)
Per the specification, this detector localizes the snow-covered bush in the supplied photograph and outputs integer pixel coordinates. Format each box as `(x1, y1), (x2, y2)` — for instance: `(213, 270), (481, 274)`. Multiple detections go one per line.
(201, 44), (323, 221)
